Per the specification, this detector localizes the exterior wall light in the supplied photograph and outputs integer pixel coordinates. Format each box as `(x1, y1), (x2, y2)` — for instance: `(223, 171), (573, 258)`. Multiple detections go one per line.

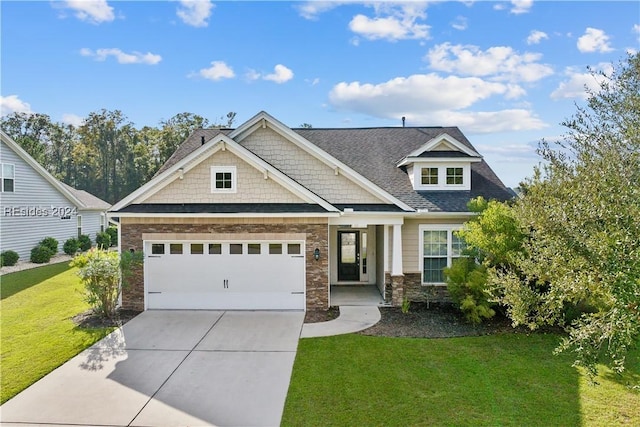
(314, 248), (320, 261)
(178, 168), (184, 180)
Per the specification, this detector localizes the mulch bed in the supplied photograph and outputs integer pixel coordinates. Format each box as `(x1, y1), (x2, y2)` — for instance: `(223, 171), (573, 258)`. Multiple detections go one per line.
(72, 309), (142, 329)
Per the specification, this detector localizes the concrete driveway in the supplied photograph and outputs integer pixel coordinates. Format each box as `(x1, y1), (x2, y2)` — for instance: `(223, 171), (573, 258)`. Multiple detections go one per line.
(0, 310), (304, 427)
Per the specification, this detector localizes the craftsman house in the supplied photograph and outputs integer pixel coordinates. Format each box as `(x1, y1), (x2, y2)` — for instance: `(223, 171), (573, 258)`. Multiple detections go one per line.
(109, 111), (512, 311)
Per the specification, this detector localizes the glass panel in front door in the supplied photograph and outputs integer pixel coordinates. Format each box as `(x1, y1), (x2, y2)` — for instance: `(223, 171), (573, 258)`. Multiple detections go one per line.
(338, 231), (360, 281)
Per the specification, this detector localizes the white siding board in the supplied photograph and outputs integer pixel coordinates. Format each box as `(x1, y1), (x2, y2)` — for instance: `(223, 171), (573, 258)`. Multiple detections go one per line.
(0, 140), (86, 259)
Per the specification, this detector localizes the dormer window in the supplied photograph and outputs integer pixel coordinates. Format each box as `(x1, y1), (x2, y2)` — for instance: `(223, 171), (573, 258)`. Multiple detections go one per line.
(421, 168), (438, 185)
(446, 167), (463, 185)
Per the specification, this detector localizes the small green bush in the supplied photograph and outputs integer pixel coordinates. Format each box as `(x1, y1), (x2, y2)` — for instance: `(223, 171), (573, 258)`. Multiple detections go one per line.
(95, 232), (111, 250)
(105, 226), (118, 246)
(30, 245), (54, 264)
(40, 237), (59, 254)
(1, 250), (20, 267)
(63, 238), (80, 256)
(78, 234), (92, 251)
(444, 257), (495, 324)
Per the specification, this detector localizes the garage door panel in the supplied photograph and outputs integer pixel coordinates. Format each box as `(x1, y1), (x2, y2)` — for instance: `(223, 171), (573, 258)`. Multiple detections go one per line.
(145, 240), (305, 310)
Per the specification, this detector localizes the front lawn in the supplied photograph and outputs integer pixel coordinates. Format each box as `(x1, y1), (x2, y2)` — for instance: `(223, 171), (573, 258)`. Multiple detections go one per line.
(283, 334), (639, 426)
(0, 262), (114, 404)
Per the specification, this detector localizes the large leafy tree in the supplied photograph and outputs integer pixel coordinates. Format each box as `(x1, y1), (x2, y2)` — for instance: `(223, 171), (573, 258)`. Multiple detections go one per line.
(497, 53), (640, 376)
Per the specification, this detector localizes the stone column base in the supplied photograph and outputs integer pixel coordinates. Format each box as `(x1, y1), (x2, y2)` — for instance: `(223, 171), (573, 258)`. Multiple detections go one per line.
(391, 275), (405, 306)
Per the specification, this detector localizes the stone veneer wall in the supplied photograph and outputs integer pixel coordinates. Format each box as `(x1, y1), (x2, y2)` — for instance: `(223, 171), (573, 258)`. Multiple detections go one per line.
(402, 273), (451, 304)
(120, 220), (329, 311)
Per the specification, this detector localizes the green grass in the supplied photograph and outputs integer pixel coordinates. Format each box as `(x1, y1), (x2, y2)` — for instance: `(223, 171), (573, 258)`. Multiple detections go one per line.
(0, 263), (114, 404)
(283, 334), (640, 426)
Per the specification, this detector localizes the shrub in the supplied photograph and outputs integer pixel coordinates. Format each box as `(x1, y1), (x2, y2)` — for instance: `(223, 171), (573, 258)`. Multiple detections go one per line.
(444, 257), (495, 324)
(70, 249), (143, 320)
(105, 226), (118, 246)
(63, 238), (80, 256)
(95, 232), (111, 250)
(78, 234), (92, 251)
(0, 250), (20, 267)
(30, 245), (54, 264)
(40, 237), (59, 254)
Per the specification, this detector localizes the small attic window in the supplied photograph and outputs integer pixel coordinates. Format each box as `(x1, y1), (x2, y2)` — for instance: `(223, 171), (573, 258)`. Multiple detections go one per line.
(446, 167), (463, 185)
(211, 166), (237, 193)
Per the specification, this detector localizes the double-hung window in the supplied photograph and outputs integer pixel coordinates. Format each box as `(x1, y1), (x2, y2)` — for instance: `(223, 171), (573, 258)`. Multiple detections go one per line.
(420, 226), (465, 284)
(1, 163), (15, 192)
(211, 166), (237, 193)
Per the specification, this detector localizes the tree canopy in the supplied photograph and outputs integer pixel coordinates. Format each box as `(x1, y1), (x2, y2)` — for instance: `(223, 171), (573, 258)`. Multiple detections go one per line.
(1, 111), (236, 204)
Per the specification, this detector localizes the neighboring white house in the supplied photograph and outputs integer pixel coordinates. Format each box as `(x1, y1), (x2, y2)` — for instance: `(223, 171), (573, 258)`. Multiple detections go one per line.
(0, 130), (111, 261)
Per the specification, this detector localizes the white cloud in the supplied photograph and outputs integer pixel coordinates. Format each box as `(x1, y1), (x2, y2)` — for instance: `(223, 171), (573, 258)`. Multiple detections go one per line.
(526, 30), (548, 45)
(196, 61), (235, 81)
(550, 63), (613, 100)
(509, 0), (533, 15)
(328, 73), (547, 133)
(451, 16), (468, 31)
(348, 3), (430, 41)
(426, 43), (553, 83)
(0, 95), (33, 117)
(475, 142), (538, 160)
(59, 0), (115, 24)
(176, 0), (214, 27)
(296, 1), (344, 20)
(80, 48), (162, 65)
(245, 69), (261, 81)
(264, 64), (294, 83)
(62, 113), (84, 127)
(577, 27), (613, 53)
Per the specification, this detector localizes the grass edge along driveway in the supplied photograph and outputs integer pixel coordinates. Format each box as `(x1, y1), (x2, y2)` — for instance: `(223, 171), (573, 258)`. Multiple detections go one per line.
(283, 333), (640, 426)
(1, 262), (114, 404)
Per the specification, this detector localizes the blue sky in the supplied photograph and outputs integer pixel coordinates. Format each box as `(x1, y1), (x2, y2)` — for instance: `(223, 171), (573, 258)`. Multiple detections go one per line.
(2, 1), (639, 187)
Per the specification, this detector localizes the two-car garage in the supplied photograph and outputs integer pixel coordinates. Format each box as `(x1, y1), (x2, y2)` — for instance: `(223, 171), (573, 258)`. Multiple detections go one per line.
(144, 239), (306, 310)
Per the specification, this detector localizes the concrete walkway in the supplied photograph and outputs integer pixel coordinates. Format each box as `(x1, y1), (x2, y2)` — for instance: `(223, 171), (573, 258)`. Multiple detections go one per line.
(301, 306), (381, 338)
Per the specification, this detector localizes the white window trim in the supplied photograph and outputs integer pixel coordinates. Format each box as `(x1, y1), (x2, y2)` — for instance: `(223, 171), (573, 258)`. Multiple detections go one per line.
(412, 163), (471, 191)
(419, 224), (462, 285)
(1, 163), (15, 193)
(211, 166), (237, 194)
(77, 215), (83, 238)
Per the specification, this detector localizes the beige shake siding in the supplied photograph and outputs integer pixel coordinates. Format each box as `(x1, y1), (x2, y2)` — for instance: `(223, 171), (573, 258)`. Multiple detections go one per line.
(239, 127), (385, 204)
(143, 149), (304, 204)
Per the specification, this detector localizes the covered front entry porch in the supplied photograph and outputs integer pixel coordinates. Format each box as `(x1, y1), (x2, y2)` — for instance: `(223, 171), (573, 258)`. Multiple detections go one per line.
(328, 213), (405, 307)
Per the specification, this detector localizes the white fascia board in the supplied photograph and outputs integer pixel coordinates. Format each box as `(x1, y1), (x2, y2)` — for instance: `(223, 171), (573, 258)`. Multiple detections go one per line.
(397, 157), (483, 167)
(407, 211), (477, 219)
(329, 213), (404, 226)
(0, 131), (86, 208)
(112, 212), (340, 219)
(230, 112), (415, 212)
(398, 134), (482, 167)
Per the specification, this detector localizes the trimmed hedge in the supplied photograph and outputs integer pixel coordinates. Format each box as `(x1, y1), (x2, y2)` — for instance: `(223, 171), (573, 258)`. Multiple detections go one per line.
(106, 226), (118, 246)
(63, 238), (80, 256)
(96, 232), (111, 250)
(30, 245), (54, 264)
(1, 250), (20, 267)
(78, 234), (92, 251)
(40, 237), (59, 254)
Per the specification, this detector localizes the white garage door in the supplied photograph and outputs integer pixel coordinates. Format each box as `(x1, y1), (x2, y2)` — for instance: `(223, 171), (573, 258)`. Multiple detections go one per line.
(144, 240), (305, 310)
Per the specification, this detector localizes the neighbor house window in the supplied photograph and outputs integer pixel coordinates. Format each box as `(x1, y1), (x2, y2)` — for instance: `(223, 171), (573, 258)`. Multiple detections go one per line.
(446, 167), (463, 185)
(420, 226), (465, 284)
(1, 163), (15, 192)
(421, 167), (438, 185)
(211, 166), (237, 193)
(77, 215), (82, 238)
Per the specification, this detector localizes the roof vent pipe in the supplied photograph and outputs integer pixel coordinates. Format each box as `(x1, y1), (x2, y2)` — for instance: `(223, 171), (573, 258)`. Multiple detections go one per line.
(402, 116), (406, 127)
(201, 135), (205, 145)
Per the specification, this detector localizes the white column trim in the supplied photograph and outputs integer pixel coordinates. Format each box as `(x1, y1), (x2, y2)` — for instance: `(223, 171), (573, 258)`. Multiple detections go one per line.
(391, 224), (403, 276)
(383, 225), (390, 272)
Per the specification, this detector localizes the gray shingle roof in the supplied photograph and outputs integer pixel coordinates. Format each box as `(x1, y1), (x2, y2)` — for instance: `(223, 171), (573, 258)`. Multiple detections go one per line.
(153, 125), (512, 213)
(293, 127), (513, 212)
(61, 182), (111, 210)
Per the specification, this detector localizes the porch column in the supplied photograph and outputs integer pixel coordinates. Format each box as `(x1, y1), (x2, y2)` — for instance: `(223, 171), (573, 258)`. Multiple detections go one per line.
(391, 224), (405, 306)
(383, 225), (390, 272)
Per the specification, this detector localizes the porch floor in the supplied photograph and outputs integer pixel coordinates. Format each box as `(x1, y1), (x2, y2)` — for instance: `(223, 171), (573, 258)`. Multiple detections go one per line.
(330, 285), (386, 306)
